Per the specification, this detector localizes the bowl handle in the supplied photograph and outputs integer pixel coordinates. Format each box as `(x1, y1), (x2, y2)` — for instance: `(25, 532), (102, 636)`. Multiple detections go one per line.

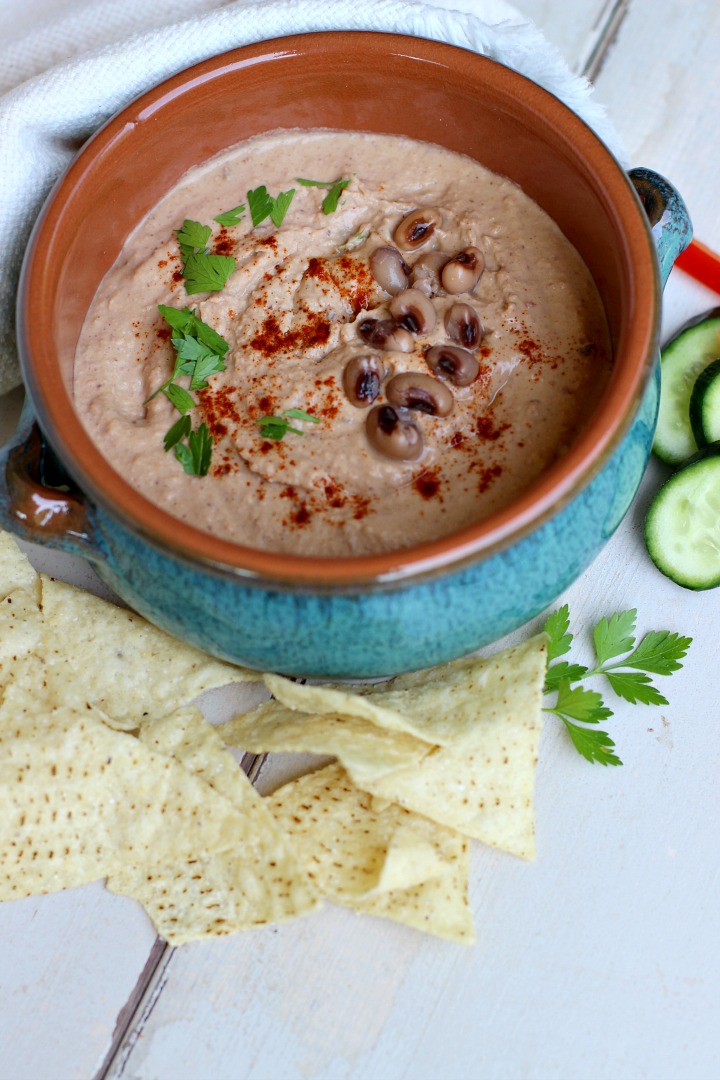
(629, 167), (692, 286)
(0, 401), (97, 557)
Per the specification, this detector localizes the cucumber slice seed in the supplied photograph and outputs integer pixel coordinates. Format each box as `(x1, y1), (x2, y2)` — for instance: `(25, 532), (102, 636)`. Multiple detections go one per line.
(653, 312), (720, 465)
(645, 449), (720, 589)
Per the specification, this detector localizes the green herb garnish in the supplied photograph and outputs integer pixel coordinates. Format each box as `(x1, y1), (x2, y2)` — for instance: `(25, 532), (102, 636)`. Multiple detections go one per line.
(146, 306), (229, 475)
(175, 218), (235, 294)
(213, 204), (245, 227)
(162, 381), (195, 414)
(257, 409), (320, 441)
(297, 176), (350, 214)
(163, 414), (192, 452)
(296, 177), (338, 187)
(247, 185), (296, 228)
(543, 605), (692, 766)
(180, 250), (236, 295)
(174, 422), (213, 477)
(176, 218), (212, 258)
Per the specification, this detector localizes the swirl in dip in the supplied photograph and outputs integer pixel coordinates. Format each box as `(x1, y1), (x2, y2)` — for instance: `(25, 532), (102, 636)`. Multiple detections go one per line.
(74, 129), (612, 557)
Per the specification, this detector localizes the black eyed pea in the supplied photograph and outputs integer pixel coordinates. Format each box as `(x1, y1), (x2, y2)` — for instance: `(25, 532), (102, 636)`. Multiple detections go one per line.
(357, 318), (414, 353)
(342, 354), (389, 408)
(388, 288), (437, 335)
(441, 246), (485, 294)
(393, 208), (443, 252)
(424, 344), (480, 387)
(369, 246), (410, 295)
(366, 405), (424, 461)
(385, 372), (455, 417)
(444, 303), (483, 349)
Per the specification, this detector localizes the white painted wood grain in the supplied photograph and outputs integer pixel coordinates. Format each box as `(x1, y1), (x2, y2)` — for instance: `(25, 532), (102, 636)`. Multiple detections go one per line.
(0, 885), (158, 1080)
(515, 0), (622, 71)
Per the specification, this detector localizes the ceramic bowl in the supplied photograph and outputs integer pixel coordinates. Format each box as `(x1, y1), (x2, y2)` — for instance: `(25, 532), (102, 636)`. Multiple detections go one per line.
(1, 32), (691, 677)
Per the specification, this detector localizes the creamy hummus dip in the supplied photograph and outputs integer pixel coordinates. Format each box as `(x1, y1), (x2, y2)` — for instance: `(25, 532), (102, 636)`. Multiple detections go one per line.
(74, 129), (612, 557)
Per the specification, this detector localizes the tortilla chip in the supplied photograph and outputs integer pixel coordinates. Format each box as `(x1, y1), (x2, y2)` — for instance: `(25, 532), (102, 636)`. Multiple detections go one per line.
(0, 587), (43, 668)
(222, 699), (430, 784)
(38, 575), (258, 729)
(0, 697), (256, 902)
(265, 633), (547, 747)
(359, 637), (548, 859)
(106, 708), (321, 944)
(0, 531), (39, 601)
(268, 763), (475, 943)
(263, 673), (434, 743)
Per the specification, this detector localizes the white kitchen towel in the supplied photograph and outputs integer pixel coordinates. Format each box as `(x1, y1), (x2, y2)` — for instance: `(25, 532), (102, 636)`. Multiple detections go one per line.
(0, 0), (622, 396)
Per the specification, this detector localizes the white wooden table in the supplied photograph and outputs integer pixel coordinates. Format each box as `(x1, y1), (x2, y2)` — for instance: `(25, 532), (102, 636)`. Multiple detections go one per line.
(2, 2), (720, 1077)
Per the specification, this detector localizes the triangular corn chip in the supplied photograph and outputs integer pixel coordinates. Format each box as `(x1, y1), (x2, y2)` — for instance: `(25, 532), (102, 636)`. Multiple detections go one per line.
(0, 696), (254, 901)
(0, 531), (39, 601)
(107, 708), (321, 944)
(268, 763), (475, 943)
(358, 637), (548, 858)
(222, 699), (430, 784)
(265, 633), (547, 747)
(38, 575), (258, 729)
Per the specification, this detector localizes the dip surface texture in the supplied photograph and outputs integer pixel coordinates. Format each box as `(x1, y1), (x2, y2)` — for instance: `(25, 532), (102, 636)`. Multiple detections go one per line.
(74, 129), (612, 557)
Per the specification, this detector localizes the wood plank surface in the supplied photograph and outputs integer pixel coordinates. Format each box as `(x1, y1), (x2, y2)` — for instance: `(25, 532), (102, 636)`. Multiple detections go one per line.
(3, 0), (720, 1077)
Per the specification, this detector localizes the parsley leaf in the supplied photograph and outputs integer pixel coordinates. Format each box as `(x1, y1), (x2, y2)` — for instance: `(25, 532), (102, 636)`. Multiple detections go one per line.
(295, 176), (350, 214)
(174, 423), (213, 477)
(593, 609), (637, 665)
(322, 179), (349, 214)
(247, 185), (296, 228)
(257, 409), (319, 441)
(604, 671), (669, 707)
(213, 204), (245, 227)
(181, 250), (236, 295)
(270, 188), (296, 228)
(173, 335), (215, 364)
(296, 177), (337, 187)
(176, 218), (212, 258)
(188, 352), (226, 391)
(544, 660), (589, 693)
(543, 604), (573, 661)
(552, 681), (613, 725)
(163, 414), (192, 452)
(247, 185), (274, 226)
(562, 721), (622, 767)
(162, 382), (195, 414)
(542, 604), (691, 767)
(618, 630), (693, 675)
(146, 307), (230, 475)
(283, 408), (321, 423)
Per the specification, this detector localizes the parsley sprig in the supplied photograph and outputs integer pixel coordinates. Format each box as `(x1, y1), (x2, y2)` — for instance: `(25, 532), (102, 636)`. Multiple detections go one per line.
(213, 204), (245, 227)
(296, 176), (350, 214)
(176, 218), (235, 295)
(146, 305), (229, 476)
(257, 409), (320, 441)
(247, 185), (296, 228)
(543, 605), (691, 766)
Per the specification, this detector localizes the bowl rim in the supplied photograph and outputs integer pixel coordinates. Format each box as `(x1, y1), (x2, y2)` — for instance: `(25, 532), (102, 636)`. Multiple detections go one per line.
(17, 30), (660, 588)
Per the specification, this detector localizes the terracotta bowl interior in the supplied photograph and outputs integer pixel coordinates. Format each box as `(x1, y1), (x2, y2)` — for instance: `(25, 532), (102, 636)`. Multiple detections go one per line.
(20, 32), (658, 585)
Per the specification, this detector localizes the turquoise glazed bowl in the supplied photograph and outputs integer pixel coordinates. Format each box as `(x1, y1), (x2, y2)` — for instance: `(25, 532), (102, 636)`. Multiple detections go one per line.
(3, 33), (691, 677)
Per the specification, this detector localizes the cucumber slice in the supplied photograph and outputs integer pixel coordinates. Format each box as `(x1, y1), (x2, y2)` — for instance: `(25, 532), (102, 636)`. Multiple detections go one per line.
(645, 446), (720, 589)
(689, 357), (720, 447)
(653, 308), (720, 465)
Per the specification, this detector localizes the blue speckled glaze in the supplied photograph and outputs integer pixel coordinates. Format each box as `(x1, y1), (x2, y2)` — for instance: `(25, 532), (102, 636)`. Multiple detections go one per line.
(0, 169), (691, 678)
